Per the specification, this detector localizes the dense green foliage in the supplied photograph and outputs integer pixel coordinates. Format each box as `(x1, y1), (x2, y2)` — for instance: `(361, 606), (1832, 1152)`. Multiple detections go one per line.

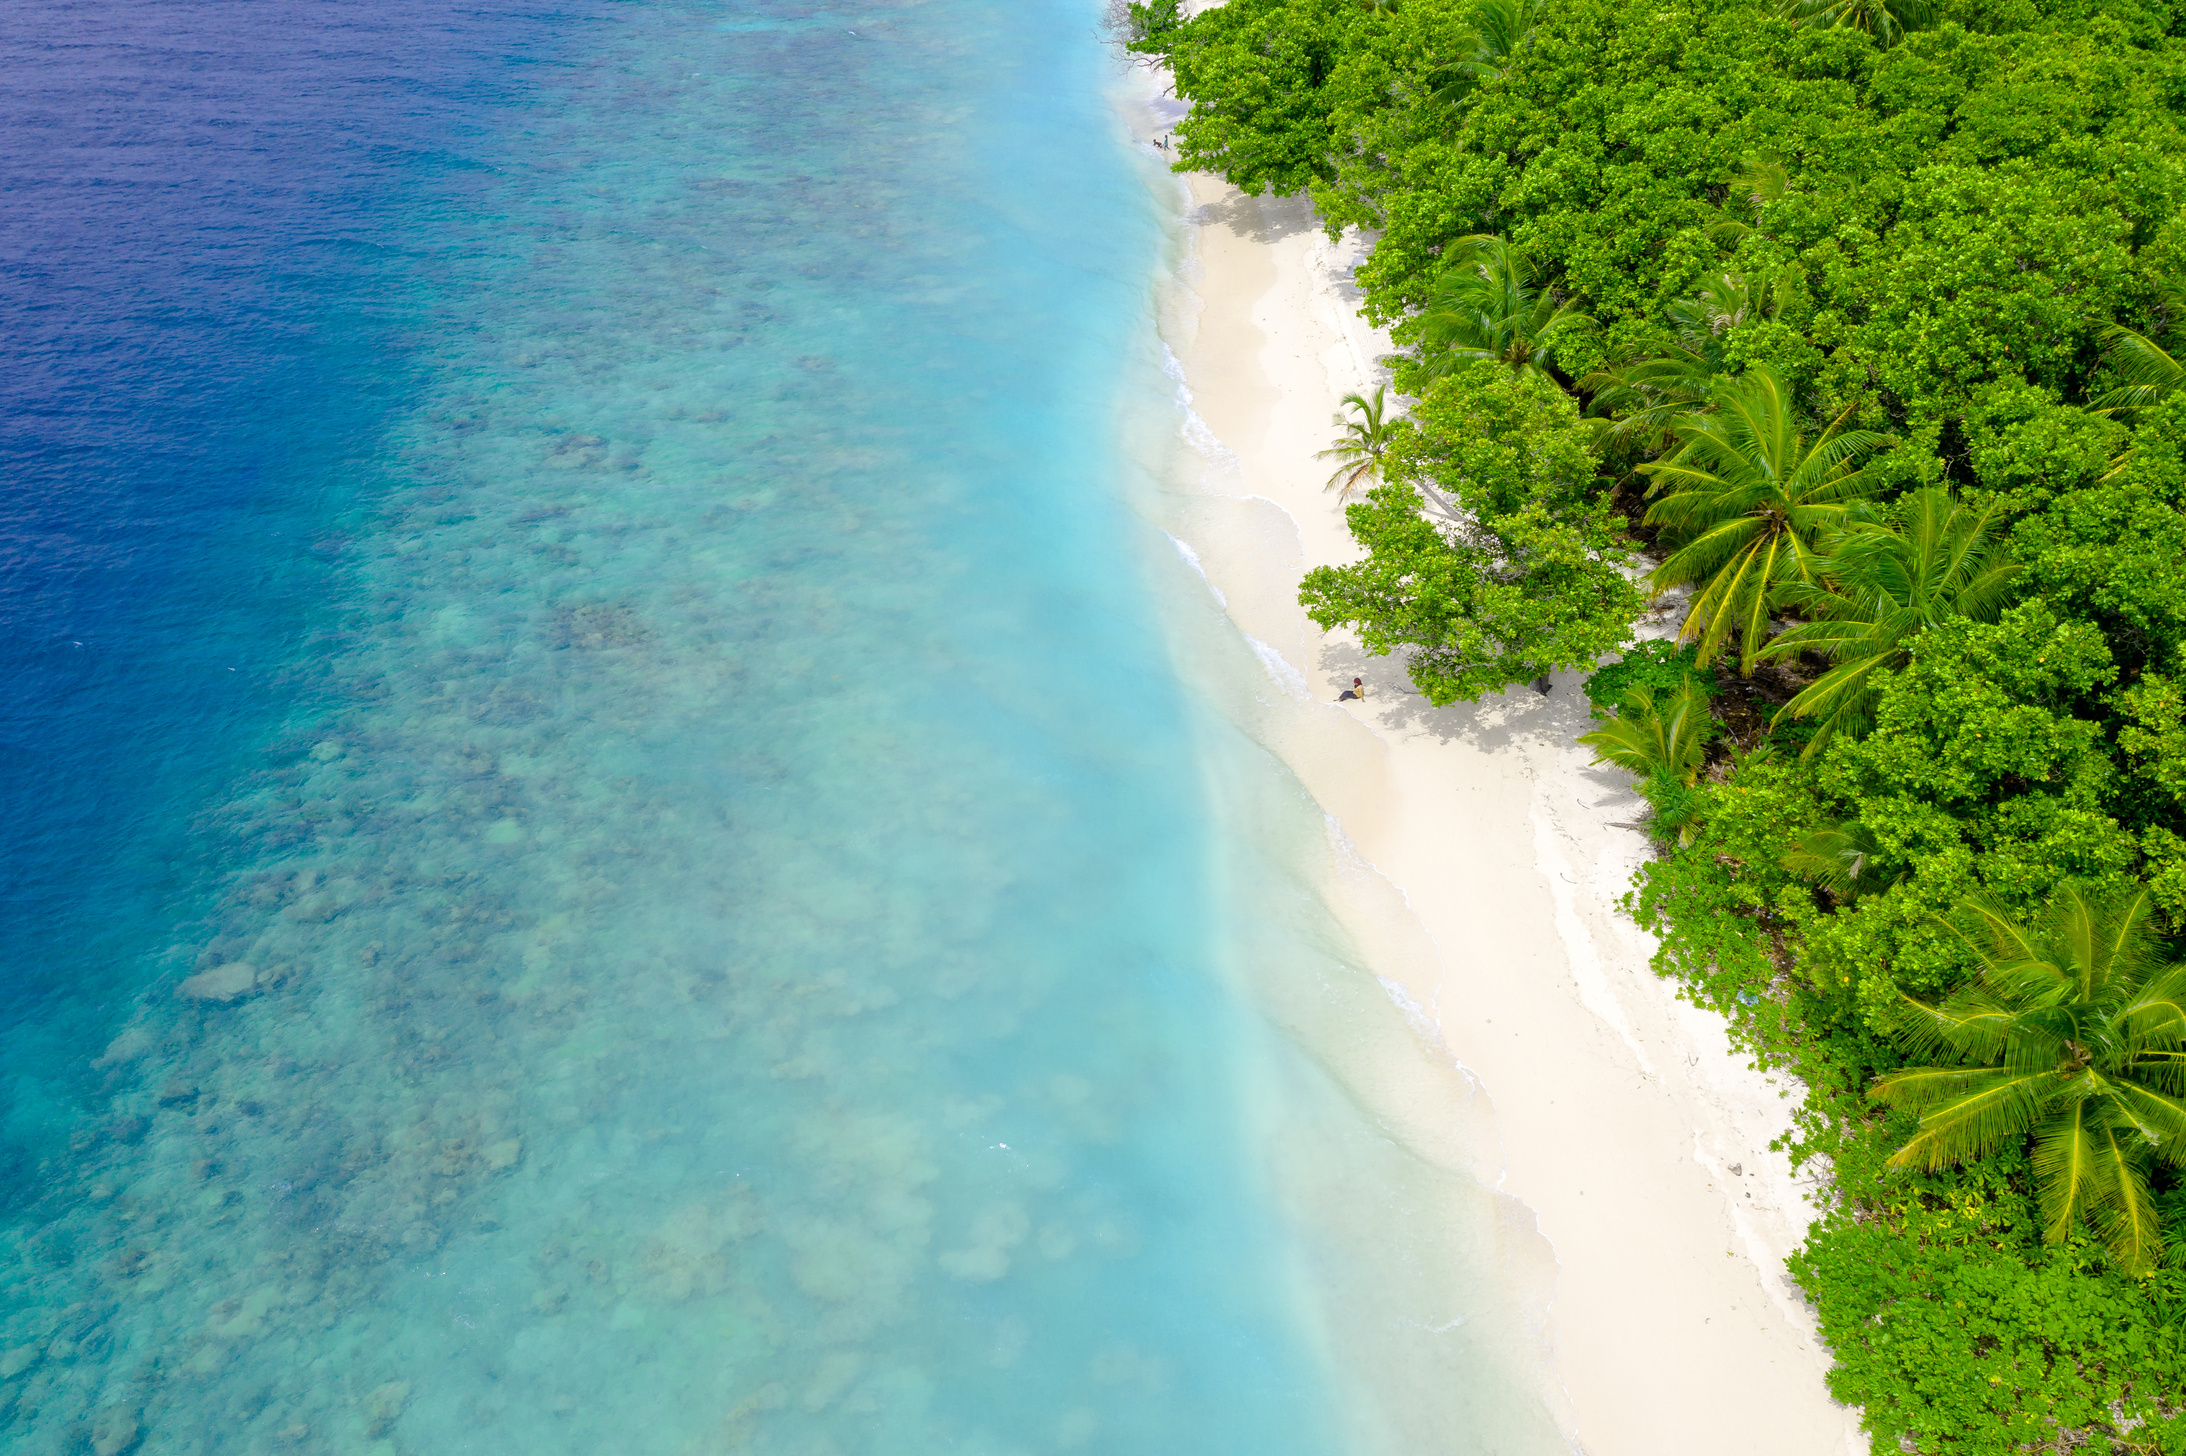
(1135, 0), (2186, 1448)
(1297, 365), (1644, 701)
(1582, 638), (1717, 720)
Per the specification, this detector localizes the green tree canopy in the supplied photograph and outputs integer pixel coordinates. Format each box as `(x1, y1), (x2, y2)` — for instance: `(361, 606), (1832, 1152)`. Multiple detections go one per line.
(1299, 364), (1644, 702)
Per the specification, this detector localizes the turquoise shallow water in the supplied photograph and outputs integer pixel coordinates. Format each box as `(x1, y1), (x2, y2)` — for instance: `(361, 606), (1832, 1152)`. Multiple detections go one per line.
(0, 1), (1578, 1452)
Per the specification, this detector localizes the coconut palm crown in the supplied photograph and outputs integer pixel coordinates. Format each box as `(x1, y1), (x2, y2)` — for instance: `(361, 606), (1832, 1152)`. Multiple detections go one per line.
(1780, 0), (1932, 46)
(1873, 885), (2186, 1272)
(1410, 235), (1593, 382)
(1576, 678), (1714, 787)
(1761, 487), (2018, 754)
(1583, 269), (1795, 454)
(1640, 367), (1887, 671)
(1316, 385), (1402, 501)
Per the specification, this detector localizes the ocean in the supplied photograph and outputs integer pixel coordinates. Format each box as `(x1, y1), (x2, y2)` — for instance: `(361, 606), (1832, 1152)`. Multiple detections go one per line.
(0, 2), (1570, 1452)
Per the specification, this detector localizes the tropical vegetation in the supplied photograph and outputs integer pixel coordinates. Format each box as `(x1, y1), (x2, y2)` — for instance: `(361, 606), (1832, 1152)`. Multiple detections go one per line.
(1125, 0), (2186, 1448)
(1317, 384), (1402, 499)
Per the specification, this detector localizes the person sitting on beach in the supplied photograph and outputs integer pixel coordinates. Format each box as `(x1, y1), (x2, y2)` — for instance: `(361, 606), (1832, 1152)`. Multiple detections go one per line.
(1337, 677), (1365, 702)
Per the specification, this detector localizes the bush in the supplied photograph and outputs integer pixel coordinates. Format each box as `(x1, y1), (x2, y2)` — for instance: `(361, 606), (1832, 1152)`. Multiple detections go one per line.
(1583, 639), (1718, 722)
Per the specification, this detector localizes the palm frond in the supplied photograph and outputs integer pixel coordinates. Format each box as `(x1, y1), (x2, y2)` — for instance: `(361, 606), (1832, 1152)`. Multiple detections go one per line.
(1880, 1066), (2053, 1169)
(1883, 985), (2016, 1064)
(1314, 386), (1402, 501)
(2033, 1099), (2102, 1246)
(2092, 324), (2184, 415)
(2103, 1076), (2186, 1160)
(1780, 818), (1895, 897)
(2087, 1119), (2165, 1272)
(1576, 678), (1716, 785)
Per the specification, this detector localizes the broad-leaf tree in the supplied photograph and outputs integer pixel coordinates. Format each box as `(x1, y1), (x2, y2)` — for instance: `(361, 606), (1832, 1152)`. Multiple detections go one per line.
(1300, 364), (1642, 703)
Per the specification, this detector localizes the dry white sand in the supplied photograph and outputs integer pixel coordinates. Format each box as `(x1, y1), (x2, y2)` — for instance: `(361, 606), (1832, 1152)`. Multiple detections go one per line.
(1144, 165), (1868, 1456)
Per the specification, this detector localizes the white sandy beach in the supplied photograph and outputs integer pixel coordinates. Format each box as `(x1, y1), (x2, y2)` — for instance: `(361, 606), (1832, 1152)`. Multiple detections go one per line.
(1143, 159), (1869, 1455)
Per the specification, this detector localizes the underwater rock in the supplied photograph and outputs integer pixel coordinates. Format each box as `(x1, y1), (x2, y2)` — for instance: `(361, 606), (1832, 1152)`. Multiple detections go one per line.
(92, 1028), (156, 1068)
(800, 1351), (865, 1413)
(176, 963), (258, 1003)
(482, 1138), (521, 1171)
(641, 1199), (753, 1300)
(0, 1346), (37, 1378)
(548, 600), (650, 650)
(936, 1246), (1009, 1282)
(363, 1380), (410, 1438)
(939, 1202), (1028, 1282)
(784, 1220), (902, 1304)
(88, 1407), (139, 1456)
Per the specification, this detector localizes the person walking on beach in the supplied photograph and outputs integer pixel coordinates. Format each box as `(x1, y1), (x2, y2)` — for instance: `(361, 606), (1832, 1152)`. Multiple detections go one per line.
(1337, 677), (1365, 702)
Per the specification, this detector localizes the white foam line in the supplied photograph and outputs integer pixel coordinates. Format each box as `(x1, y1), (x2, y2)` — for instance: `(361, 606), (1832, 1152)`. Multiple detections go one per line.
(1320, 813), (1510, 1181)
(1159, 340), (1242, 479)
(1163, 532), (1226, 607)
(1326, 820), (1586, 1456)
(1243, 634), (1310, 702)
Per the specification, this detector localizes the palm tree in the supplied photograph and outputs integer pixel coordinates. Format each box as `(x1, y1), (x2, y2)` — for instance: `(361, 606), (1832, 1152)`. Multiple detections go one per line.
(1424, 0), (1545, 105)
(2092, 323), (2184, 416)
(1315, 386), (1403, 501)
(1578, 678), (1717, 843)
(1873, 885), (2186, 1272)
(1577, 678), (1715, 785)
(1780, 817), (1895, 899)
(1760, 488), (2018, 753)
(1704, 157), (1794, 246)
(1584, 270), (1795, 454)
(1410, 235), (1593, 382)
(1780, 0), (1932, 46)
(1639, 368), (1888, 671)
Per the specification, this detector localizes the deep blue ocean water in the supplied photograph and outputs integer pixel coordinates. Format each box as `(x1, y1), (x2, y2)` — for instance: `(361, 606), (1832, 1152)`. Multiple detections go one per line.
(0, 2), (1578, 1453)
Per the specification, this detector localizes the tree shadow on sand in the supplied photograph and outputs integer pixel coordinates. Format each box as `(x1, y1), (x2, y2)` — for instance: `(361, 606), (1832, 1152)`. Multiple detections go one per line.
(1312, 639), (1560, 747)
(1189, 189), (1318, 247)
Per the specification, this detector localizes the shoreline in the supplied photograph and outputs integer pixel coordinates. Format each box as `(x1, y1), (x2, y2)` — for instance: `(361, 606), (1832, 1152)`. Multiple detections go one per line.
(1140, 153), (1867, 1454)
